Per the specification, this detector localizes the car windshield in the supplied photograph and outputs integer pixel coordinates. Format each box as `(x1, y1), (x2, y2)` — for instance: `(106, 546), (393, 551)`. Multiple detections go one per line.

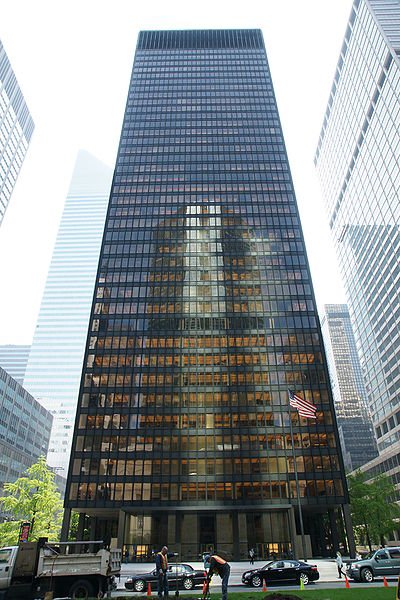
(262, 562), (273, 569)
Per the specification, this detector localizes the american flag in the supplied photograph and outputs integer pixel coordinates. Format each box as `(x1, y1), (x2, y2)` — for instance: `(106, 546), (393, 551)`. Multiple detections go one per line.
(288, 390), (317, 419)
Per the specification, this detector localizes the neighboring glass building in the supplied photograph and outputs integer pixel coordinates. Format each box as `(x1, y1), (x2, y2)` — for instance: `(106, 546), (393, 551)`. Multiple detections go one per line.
(0, 344), (30, 385)
(23, 151), (112, 477)
(0, 39), (34, 225)
(0, 366), (52, 518)
(321, 304), (378, 471)
(315, 1), (400, 493)
(63, 29), (353, 559)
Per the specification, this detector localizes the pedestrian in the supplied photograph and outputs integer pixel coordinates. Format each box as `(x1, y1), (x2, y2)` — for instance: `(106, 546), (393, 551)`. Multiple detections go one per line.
(156, 546), (169, 598)
(249, 548), (255, 565)
(124, 548), (130, 564)
(204, 553), (230, 600)
(336, 551), (345, 578)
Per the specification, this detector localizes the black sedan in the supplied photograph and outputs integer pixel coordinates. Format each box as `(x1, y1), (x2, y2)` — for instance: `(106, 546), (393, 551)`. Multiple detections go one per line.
(242, 560), (320, 586)
(125, 563), (207, 592)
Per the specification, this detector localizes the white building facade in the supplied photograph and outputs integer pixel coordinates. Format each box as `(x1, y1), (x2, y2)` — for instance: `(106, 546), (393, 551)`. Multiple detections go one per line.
(315, 0), (400, 488)
(0, 40), (34, 225)
(321, 304), (378, 471)
(23, 151), (112, 476)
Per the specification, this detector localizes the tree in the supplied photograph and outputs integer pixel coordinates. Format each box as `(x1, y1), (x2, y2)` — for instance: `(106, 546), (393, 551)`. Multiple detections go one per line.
(348, 470), (400, 551)
(0, 457), (63, 547)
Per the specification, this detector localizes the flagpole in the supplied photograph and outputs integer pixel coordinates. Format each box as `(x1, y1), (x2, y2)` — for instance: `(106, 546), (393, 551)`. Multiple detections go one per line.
(288, 407), (308, 562)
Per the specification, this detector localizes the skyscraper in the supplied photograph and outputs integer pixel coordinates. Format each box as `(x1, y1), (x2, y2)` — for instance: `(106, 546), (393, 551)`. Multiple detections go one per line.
(0, 344), (30, 385)
(23, 151), (112, 476)
(321, 304), (378, 471)
(0, 366), (52, 517)
(63, 29), (353, 559)
(315, 1), (400, 490)
(0, 40), (34, 225)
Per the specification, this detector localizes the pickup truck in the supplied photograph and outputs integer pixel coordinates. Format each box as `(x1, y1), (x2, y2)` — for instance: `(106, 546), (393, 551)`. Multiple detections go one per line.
(0, 538), (121, 599)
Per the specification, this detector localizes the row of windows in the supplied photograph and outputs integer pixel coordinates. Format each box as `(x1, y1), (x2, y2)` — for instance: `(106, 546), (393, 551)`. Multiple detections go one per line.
(84, 366), (325, 388)
(88, 349), (321, 366)
(89, 332), (321, 349)
(73, 454), (339, 477)
(81, 388), (328, 409)
(74, 431), (337, 453)
(108, 199), (295, 213)
(69, 478), (344, 503)
(77, 410), (331, 431)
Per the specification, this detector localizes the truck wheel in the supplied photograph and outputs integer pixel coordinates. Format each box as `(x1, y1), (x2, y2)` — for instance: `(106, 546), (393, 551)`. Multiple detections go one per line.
(69, 578), (95, 599)
(360, 568), (374, 583)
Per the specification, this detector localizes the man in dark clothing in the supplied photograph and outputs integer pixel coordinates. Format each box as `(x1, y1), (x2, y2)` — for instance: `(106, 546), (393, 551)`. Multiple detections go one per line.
(204, 554), (230, 600)
(156, 546), (169, 598)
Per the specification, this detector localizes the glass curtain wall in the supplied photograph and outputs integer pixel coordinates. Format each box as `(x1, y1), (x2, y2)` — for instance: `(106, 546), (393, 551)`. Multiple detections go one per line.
(63, 29), (350, 559)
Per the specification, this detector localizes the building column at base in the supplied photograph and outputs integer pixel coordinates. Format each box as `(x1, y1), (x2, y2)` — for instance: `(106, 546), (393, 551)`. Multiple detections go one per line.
(342, 504), (356, 558)
(117, 510), (126, 550)
(60, 507), (71, 543)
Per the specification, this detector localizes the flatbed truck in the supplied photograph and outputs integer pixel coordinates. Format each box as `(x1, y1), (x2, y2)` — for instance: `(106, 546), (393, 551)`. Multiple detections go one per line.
(0, 538), (120, 599)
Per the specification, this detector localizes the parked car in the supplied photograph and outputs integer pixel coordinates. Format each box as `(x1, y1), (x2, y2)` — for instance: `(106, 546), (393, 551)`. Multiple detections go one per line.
(125, 563), (207, 592)
(242, 560), (319, 586)
(346, 547), (400, 582)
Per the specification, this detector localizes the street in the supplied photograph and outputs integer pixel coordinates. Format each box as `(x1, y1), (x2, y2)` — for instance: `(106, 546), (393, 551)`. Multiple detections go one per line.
(111, 560), (399, 596)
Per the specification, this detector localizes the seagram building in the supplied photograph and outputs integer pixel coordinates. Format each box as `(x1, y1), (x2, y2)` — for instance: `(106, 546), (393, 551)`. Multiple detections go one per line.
(62, 29), (353, 560)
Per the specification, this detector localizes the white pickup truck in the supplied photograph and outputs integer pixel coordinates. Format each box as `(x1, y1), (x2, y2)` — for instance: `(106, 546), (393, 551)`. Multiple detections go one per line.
(0, 539), (121, 599)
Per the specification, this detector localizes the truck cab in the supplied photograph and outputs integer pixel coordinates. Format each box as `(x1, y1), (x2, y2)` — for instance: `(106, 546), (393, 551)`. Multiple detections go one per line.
(0, 547), (18, 591)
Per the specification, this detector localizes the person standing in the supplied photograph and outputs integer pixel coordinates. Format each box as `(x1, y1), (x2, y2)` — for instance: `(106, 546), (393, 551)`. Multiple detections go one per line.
(204, 554), (230, 600)
(156, 546), (169, 598)
(249, 548), (255, 565)
(335, 551), (345, 578)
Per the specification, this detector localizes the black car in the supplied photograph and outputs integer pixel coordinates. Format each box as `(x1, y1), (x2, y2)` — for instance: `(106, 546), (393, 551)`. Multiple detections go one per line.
(125, 563), (207, 592)
(242, 560), (320, 586)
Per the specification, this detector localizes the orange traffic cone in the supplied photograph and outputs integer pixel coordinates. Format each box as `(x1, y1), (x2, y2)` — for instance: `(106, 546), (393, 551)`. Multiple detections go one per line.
(345, 575), (350, 589)
(147, 582), (152, 596)
(262, 578), (267, 592)
(383, 576), (389, 587)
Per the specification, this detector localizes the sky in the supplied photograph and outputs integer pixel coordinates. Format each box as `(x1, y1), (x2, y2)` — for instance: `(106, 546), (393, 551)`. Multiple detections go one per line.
(0, 0), (350, 345)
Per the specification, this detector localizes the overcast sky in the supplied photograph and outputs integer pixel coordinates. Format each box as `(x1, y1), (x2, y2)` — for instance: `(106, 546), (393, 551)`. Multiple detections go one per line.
(0, 0), (350, 345)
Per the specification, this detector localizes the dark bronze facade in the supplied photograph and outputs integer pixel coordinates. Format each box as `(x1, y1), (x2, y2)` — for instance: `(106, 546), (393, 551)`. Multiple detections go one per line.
(62, 29), (353, 559)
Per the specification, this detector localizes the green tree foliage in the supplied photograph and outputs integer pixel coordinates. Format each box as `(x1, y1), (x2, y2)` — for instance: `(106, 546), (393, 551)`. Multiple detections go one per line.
(348, 470), (400, 550)
(0, 457), (63, 547)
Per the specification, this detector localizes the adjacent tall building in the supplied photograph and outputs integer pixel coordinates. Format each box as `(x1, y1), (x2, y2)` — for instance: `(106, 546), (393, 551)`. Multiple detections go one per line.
(63, 29), (353, 559)
(315, 1), (400, 492)
(0, 40), (34, 225)
(0, 366), (52, 518)
(0, 344), (30, 385)
(23, 151), (112, 476)
(321, 305), (378, 471)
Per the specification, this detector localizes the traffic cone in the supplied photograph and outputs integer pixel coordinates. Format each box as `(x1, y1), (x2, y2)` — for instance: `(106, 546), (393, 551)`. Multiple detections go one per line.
(300, 578), (305, 591)
(383, 576), (389, 587)
(147, 582), (152, 596)
(262, 578), (267, 592)
(345, 575), (350, 588)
